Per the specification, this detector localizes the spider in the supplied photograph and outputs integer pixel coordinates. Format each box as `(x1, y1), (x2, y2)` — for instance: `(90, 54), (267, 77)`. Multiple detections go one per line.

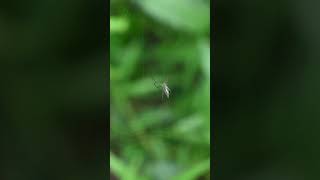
(152, 77), (170, 100)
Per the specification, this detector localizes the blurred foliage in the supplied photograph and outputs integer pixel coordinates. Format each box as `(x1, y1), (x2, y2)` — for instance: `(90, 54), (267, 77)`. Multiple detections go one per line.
(110, 0), (210, 179)
(214, 0), (320, 180)
(0, 0), (106, 179)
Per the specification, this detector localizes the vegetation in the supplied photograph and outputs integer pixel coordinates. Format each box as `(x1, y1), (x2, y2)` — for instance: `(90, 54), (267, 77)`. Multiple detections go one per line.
(110, 0), (210, 179)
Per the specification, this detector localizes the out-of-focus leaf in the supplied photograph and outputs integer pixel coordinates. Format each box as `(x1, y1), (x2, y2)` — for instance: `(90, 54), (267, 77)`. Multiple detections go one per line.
(131, 108), (172, 130)
(110, 65), (122, 82)
(110, 152), (127, 178)
(112, 108), (172, 138)
(198, 39), (210, 79)
(110, 152), (146, 180)
(110, 16), (129, 33)
(147, 160), (180, 180)
(172, 159), (210, 180)
(118, 42), (142, 79)
(147, 40), (198, 62)
(172, 114), (203, 134)
(124, 77), (161, 97)
(135, 0), (209, 34)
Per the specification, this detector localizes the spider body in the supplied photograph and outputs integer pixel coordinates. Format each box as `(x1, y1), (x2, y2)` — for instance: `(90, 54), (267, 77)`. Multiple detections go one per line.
(161, 82), (170, 99)
(152, 77), (170, 99)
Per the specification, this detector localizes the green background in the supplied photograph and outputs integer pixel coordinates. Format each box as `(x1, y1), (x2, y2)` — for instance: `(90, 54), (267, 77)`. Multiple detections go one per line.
(215, 0), (320, 180)
(0, 0), (107, 179)
(110, 0), (210, 180)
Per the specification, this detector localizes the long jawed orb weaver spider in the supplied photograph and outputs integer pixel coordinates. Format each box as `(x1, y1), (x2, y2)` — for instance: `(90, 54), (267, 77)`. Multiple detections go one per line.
(152, 77), (170, 100)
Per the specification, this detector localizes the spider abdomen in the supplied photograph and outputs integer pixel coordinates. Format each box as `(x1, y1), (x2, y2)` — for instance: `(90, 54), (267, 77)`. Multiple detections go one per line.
(162, 83), (170, 98)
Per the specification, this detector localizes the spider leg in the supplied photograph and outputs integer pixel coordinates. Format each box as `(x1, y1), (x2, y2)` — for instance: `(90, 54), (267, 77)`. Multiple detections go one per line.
(154, 81), (161, 89)
(162, 91), (164, 100)
(152, 77), (162, 89)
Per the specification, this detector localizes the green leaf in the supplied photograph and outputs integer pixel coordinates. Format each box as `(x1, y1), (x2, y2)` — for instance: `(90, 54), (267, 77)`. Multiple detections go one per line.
(172, 114), (203, 134)
(172, 159), (210, 180)
(110, 152), (146, 180)
(110, 152), (127, 178)
(147, 161), (180, 180)
(110, 16), (129, 33)
(197, 39), (210, 79)
(118, 42), (142, 79)
(135, 0), (209, 34)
